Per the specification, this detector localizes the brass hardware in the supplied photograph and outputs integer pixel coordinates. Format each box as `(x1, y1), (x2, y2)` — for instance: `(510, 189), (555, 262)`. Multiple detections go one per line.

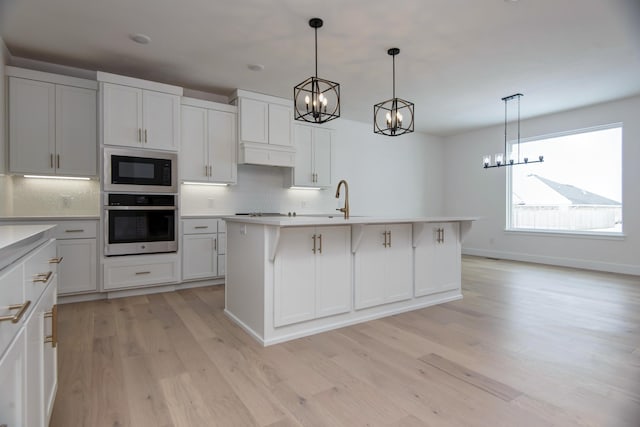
(65, 229), (84, 233)
(214, 238), (218, 251)
(335, 179), (350, 219)
(383, 231), (388, 248)
(57, 154), (60, 168)
(50, 153), (54, 168)
(138, 128), (142, 142)
(318, 234), (322, 254)
(194, 226), (209, 229)
(441, 228), (445, 243)
(209, 165), (212, 176)
(44, 304), (58, 348)
(33, 271), (53, 284)
(0, 300), (31, 323)
(312, 234), (317, 254)
(205, 165), (208, 176)
(135, 271), (151, 275)
(388, 230), (392, 247)
(48, 257), (63, 264)
(436, 228), (441, 243)
(144, 129), (148, 143)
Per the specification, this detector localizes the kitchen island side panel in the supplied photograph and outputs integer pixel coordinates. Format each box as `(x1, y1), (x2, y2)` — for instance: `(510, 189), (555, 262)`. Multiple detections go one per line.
(224, 222), (265, 340)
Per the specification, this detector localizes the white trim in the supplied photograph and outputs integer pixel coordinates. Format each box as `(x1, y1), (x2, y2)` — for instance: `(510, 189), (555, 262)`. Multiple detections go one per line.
(6, 66), (97, 90)
(504, 228), (625, 240)
(57, 292), (106, 304)
(96, 71), (183, 95)
(230, 89), (291, 106)
(224, 309), (267, 344)
(181, 96), (236, 112)
(462, 248), (640, 276)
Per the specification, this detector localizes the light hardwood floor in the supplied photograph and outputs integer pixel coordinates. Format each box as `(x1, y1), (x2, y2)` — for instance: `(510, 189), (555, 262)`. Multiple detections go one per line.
(50, 256), (640, 427)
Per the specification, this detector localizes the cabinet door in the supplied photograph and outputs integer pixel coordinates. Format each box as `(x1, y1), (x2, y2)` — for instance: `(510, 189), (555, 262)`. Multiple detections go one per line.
(57, 239), (97, 294)
(0, 329), (26, 427)
(268, 103), (293, 146)
(41, 278), (57, 423)
(313, 128), (332, 187)
(182, 234), (218, 280)
(315, 226), (351, 318)
(209, 109), (237, 183)
(292, 124), (314, 186)
(274, 227), (316, 326)
(55, 85), (97, 176)
(415, 223), (461, 296)
(102, 83), (143, 147)
(9, 77), (56, 174)
(383, 224), (413, 304)
(142, 90), (180, 151)
(354, 225), (388, 309)
(239, 98), (268, 144)
(25, 290), (46, 427)
(181, 105), (209, 181)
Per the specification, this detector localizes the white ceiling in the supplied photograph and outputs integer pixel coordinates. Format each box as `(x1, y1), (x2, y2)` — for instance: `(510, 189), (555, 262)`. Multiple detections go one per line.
(1, 0), (639, 136)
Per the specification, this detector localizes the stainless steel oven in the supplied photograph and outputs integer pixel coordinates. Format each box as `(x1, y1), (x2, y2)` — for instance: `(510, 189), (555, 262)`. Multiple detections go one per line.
(104, 193), (178, 256)
(103, 147), (177, 193)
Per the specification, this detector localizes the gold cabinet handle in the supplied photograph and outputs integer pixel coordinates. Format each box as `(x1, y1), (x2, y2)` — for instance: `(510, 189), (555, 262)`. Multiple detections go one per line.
(49, 256), (63, 264)
(194, 226), (209, 229)
(214, 238), (218, 251)
(135, 271), (151, 275)
(209, 165), (212, 176)
(382, 231), (387, 248)
(138, 128), (142, 142)
(388, 230), (391, 247)
(50, 153), (54, 168)
(33, 271), (53, 284)
(312, 234), (317, 254)
(144, 129), (148, 143)
(441, 228), (445, 243)
(44, 304), (58, 348)
(65, 229), (84, 233)
(318, 234), (322, 254)
(57, 154), (60, 168)
(0, 300), (31, 323)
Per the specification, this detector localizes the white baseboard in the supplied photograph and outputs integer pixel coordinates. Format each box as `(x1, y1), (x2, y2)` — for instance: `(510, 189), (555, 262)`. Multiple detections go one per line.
(58, 292), (106, 305)
(106, 278), (223, 300)
(463, 248), (640, 276)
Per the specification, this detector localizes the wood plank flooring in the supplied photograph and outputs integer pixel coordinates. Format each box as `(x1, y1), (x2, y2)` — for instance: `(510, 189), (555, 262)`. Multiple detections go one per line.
(50, 256), (640, 426)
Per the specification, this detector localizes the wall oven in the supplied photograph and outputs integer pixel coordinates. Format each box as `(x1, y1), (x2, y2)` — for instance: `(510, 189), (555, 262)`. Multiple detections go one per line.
(104, 193), (178, 256)
(103, 147), (177, 193)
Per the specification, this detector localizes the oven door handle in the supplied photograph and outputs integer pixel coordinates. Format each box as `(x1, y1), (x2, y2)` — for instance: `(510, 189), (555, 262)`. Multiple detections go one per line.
(104, 206), (178, 211)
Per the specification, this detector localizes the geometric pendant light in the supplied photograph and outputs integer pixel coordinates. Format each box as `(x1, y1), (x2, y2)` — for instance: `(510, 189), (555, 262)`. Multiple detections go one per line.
(374, 47), (414, 136)
(294, 18), (340, 124)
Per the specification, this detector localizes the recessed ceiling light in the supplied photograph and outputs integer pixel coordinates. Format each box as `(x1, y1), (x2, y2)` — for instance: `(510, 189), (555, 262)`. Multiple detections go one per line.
(248, 64), (265, 72)
(130, 33), (151, 44)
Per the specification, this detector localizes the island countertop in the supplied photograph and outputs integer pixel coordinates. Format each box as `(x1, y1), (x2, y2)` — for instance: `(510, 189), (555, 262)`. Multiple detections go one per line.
(223, 215), (478, 227)
(0, 224), (57, 270)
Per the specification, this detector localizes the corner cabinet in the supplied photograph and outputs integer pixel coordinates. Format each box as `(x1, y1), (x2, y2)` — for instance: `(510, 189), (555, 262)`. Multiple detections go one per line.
(414, 222), (461, 297)
(287, 123), (332, 188)
(232, 89), (296, 167)
(354, 223), (413, 310)
(8, 67), (97, 177)
(181, 98), (237, 184)
(274, 226), (351, 327)
(98, 72), (183, 151)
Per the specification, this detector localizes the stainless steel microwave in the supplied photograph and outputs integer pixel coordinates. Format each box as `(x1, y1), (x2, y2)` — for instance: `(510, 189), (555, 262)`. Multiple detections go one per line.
(103, 147), (178, 193)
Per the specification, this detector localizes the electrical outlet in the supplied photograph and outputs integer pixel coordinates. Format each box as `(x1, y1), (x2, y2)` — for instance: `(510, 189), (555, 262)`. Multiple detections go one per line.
(62, 195), (72, 208)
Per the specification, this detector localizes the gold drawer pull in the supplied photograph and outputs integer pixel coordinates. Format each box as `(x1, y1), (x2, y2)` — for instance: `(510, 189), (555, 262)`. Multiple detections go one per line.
(194, 226), (209, 229)
(33, 271), (53, 283)
(0, 300), (31, 323)
(49, 256), (64, 264)
(65, 229), (85, 233)
(135, 271), (151, 275)
(44, 304), (58, 348)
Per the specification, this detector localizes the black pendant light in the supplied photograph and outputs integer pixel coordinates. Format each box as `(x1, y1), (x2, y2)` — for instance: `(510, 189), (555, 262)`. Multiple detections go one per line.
(483, 93), (544, 168)
(374, 48), (414, 136)
(294, 18), (340, 124)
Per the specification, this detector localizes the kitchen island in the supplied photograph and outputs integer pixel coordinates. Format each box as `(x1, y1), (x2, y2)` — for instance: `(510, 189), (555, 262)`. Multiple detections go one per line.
(224, 216), (476, 346)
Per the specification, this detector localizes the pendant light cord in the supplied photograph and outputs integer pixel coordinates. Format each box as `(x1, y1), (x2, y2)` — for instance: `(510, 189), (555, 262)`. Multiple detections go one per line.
(392, 53), (396, 100)
(315, 26), (318, 78)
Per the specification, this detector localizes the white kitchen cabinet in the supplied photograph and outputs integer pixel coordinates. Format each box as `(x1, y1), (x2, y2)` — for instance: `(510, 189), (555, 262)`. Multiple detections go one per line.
(181, 218), (225, 281)
(268, 103), (293, 147)
(415, 222), (461, 297)
(289, 123), (332, 187)
(354, 223), (413, 310)
(181, 99), (237, 184)
(98, 72), (183, 151)
(0, 329), (25, 427)
(8, 70), (97, 177)
(238, 97), (268, 144)
(57, 238), (97, 294)
(274, 226), (351, 327)
(103, 253), (180, 290)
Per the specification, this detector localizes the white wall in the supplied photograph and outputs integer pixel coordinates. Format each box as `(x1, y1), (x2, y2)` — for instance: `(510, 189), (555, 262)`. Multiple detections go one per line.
(181, 118), (445, 217)
(443, 95), (640, 275)
(0, 37), (8, 174)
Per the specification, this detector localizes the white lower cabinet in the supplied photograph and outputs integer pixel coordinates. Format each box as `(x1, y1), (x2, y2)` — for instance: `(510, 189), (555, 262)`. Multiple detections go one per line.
(415, 222), (461, 296)
(354, 224), (413, 310)
(181, 218), (225, 281)
(103, 253), (180, 290)
(274, 226), (351, 327)
(0, 329), (26, 427)
(57, 238), (97, 294)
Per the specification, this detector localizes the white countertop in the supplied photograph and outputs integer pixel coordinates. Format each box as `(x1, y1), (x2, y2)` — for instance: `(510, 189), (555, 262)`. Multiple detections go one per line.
(0, 215), (99, 221)
(0, 224), (57, 271)
(223, 215), (478, 226)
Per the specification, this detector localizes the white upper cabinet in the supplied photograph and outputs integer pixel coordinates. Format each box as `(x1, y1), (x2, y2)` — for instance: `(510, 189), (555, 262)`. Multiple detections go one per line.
(181, 98), (237, 184)
(8, 69), (97, 177)
(289, 123), (333, 187)
(98, 72), (183, 151)
(238, 97), (268, 144)
(268, 103), (293, 147)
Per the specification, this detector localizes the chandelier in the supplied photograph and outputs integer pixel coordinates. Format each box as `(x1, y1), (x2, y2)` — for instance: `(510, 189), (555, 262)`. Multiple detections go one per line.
(374, 48), (414, 136)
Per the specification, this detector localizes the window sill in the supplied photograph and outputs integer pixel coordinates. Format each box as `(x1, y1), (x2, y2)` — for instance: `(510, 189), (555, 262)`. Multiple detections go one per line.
(504, 228), (626, 241)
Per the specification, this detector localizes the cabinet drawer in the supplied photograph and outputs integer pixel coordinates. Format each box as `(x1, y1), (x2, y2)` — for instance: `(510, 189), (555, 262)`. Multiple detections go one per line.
(0, 263), (26, 352)
(104, 256), (179, 290)
(182, 219), (219, 235)
(23, 239), (57, 304)
(53, 221), (97, 239)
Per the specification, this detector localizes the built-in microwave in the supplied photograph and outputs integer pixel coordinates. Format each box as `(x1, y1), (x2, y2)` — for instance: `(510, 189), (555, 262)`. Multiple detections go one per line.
(103, 147), (177, 193)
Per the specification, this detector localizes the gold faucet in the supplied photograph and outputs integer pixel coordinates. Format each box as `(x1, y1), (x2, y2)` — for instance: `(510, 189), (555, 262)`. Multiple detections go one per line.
(335, 179), (350, 219)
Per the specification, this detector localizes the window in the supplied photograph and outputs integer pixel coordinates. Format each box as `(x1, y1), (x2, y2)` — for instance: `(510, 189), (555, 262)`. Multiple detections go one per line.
(507, 124), (622, 234)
